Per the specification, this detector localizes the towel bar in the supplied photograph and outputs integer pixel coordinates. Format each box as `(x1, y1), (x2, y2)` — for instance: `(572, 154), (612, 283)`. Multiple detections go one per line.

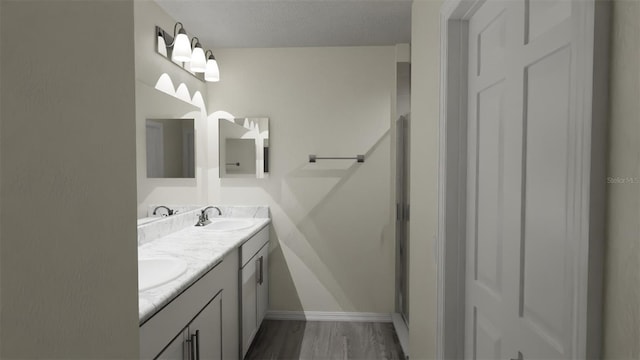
(308, 155), (365, 163)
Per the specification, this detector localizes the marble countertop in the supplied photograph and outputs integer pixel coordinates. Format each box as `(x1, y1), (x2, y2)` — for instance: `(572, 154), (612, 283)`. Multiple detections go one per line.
(138, 217), (270, 324)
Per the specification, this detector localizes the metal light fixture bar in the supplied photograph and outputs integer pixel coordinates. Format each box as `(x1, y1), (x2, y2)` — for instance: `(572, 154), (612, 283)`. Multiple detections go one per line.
(155, 23), (220, 83)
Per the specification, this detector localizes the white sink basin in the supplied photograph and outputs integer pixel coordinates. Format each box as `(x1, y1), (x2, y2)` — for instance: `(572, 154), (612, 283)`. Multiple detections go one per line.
(138, 257), (187, 291)
(203, 218), (253, 232)
(137, 217), (161, 226)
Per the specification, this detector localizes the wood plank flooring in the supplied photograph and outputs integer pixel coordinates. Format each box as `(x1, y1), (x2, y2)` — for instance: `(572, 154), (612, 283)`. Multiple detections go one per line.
(244, 320), (406, 360)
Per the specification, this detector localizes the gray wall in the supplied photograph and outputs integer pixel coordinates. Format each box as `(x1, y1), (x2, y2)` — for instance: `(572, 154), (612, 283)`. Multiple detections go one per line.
(409, 1), (442, 358)
(603, 0), (640, 358)
(0, 1), (139, 357)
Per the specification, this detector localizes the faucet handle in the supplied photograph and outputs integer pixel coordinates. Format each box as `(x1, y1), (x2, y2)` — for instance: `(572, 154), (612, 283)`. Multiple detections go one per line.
(194, 211), (206, 226)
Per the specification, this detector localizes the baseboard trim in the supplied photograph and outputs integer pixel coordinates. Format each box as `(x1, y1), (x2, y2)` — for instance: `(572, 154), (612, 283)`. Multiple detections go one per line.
(265, 310), (392, 323)
(391, 313), (410, 359)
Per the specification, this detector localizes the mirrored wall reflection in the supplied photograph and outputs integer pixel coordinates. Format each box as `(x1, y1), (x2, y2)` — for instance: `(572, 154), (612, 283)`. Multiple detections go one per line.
(219, 117), (270, 179)
(146, 118), (195, 178)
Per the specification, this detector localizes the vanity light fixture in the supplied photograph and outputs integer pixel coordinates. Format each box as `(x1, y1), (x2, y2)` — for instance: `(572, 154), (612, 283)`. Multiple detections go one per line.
(205, 50), (220, 82)
(190, 37), (207, 72)
(157, 22), (221, 82)
(169, 23), (192, 63)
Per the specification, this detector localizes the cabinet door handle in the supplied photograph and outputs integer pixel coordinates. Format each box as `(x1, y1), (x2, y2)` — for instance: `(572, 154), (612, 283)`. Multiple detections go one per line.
(187, 334), (195, 360)
(256, 257), (260, 284)
(194, 330), (200, 360)
(187, 331), (200, 360)
(257, 256), (264, 285)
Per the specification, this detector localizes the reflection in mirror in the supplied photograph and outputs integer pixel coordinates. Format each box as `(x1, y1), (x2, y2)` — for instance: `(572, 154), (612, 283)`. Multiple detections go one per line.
(226, 139), (256, 175)
(219, 117), (269, 179)
(146, 119), (195, 178)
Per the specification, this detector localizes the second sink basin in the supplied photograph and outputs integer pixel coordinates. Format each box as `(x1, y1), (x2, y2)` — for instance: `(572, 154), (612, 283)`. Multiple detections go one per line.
(203, 218), (253, 232)
(138, 257), (187, 291)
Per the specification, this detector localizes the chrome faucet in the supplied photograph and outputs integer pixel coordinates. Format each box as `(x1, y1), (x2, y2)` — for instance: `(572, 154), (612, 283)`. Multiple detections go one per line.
(195, 206), (222, 227)
(152, 205), (176, 217)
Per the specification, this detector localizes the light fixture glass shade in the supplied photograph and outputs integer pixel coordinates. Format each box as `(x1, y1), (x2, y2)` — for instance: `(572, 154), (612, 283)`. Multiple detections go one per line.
(205, 57), (220, 82)
(172, 30), (192, 63)
(191, 46), (207, 72)
(157, 34), (168, 56)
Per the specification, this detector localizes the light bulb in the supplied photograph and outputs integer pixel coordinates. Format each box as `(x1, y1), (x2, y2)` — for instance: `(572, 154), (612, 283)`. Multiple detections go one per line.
(205, 55), (220, 82)
(172, 28), (191, 63)
(191, 44), (206, 72)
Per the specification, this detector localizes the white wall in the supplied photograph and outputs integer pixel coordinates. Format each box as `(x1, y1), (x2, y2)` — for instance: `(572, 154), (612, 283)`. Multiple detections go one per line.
(208, 46), (397, 313)
(0, 1), (139, 357)
(134, 0), (210, 217)
(409, 1), (442, 358)
(603, 0), (640, 358)
(135, 82), (205, 217)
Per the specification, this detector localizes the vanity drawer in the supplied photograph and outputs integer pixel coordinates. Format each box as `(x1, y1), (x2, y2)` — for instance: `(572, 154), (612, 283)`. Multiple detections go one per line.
(240, 225), (269, 267)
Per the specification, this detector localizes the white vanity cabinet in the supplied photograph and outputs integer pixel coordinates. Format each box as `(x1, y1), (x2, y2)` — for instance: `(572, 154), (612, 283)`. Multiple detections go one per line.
(140, 249), (239, 360)
(240, 226), (270, 357)
(157, 292), (222, 360)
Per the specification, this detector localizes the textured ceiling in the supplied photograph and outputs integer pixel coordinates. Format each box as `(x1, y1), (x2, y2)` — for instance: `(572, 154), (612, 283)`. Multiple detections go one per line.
(154, 0), (412, 49)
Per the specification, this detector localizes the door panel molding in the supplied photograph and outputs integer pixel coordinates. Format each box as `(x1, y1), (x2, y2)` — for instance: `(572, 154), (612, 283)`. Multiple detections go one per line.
(437, 0), (610, 359)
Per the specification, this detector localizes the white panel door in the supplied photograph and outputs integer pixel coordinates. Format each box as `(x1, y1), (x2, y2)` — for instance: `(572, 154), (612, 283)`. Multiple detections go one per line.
(465, 2), (511, 358)
(182, 127), (195, 178)
(466, 0), (578, 358)
(146, 121), (164, 178)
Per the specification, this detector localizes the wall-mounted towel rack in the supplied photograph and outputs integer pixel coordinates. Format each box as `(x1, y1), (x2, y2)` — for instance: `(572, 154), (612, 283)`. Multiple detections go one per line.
(309, 155), (365, 163)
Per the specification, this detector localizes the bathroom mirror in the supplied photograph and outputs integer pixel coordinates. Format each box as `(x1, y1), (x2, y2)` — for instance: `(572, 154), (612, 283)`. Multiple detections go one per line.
(219, 117), (269, 178)
(146, 118), (195, 178)
(155, 26), (204, 82)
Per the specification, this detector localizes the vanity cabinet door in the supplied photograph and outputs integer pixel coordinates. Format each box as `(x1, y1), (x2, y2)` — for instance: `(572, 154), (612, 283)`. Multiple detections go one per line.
(189, 292), (223, 360)
(156, 328), (188, 359)
(154, 292), (222, 360)
(241, 258), (257, 358)
(241, 242), (269, 358)
(256, 244), (269, 327)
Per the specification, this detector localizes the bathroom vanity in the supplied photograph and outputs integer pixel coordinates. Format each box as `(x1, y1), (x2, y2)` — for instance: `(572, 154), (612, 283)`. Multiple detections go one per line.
(137, 207), (270, 359)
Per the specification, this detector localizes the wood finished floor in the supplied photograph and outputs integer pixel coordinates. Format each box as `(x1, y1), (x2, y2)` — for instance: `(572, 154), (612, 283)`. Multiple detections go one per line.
(244, 320), (406, 360)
